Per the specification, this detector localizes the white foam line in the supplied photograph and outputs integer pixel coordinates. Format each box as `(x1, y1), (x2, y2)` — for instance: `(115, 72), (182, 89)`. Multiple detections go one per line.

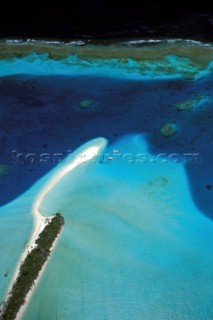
(1, 38), (212, 47)
(121, 38), (212, 47)
(1, 39), (87, 46)
(2, 139), (107, 320)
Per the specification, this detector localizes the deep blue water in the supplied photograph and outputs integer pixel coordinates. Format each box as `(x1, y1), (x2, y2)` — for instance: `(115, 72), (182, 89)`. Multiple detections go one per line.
(0, 73), (213, 219)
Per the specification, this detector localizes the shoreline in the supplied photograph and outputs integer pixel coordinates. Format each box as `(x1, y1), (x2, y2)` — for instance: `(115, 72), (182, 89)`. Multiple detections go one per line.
(2, 138), (107, 320)
(16, 231), (62, 320)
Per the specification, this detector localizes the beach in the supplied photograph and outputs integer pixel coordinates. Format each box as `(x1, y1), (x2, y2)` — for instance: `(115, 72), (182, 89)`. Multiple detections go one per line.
(2, 138), (107, 320)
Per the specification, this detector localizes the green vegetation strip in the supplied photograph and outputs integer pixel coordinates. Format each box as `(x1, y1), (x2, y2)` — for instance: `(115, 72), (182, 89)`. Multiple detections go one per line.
(0, 213), (64, 320)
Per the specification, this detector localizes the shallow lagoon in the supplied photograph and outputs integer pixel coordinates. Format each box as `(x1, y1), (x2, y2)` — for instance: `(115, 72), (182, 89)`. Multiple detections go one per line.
(0, 41), (213, 319)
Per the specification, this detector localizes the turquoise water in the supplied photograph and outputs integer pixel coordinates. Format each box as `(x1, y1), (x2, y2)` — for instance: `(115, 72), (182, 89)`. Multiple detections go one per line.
(0, 52), (211, 80)
(0, 44), (213, 319)
(23, 134), (213, 320)
(0, 197), (32, 302)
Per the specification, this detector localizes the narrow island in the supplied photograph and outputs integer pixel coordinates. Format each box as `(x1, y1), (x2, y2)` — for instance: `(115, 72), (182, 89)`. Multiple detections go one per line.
(0, 213), (64, 320)
(0, 138), (107, 320)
